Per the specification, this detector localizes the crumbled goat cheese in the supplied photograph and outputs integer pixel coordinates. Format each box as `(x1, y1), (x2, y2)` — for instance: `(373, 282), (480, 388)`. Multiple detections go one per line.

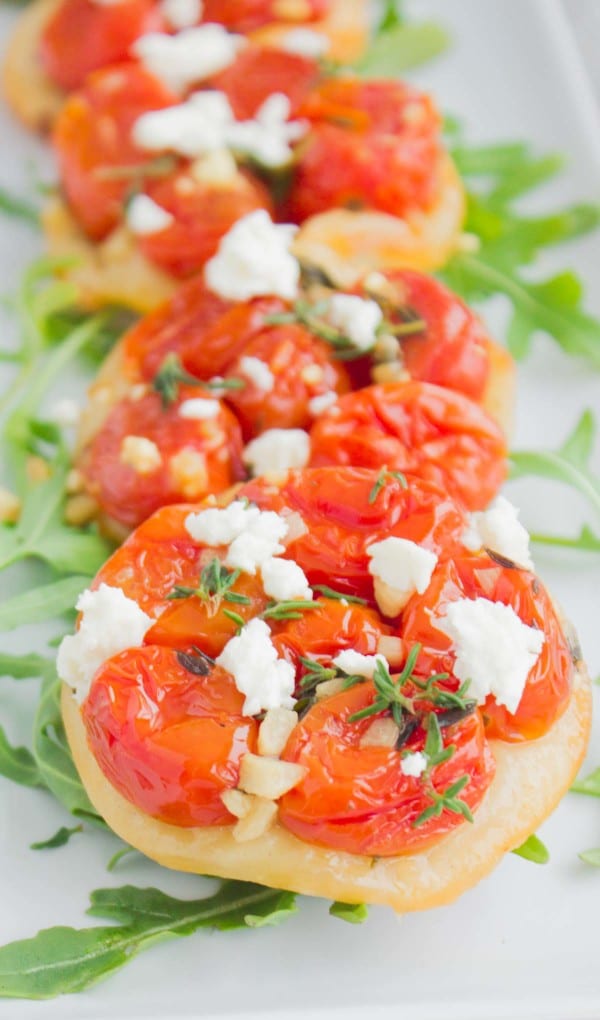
(239, 356), (275, 392)
(204, 210), (300, 301)
(132, 25), (244, 93)
(132, 91), (235, 157)
(281, 27), (330, 58)
(463, 496), (534, 569)
(332, 650), (388, 679)
(367, 538), (437, 603)
(225, 512), (289, 573)
(160, 0), (202, 30)
(120, 435), (163, 474)
(308, 391), (337, 416)
(227, 93), (307, 168)
(400, 751), (428, 778)
(216, 617), (295, 715)
(325, 294), (383, 352)
(185, 500), (264, 545)
(435, 597), (545, 714)
(178, 397), (220, 419)
(243, 428), (310, 476)
(126, 194), (174, 235)
(261, 558), (313, 601)
(57, 584), (153, 704)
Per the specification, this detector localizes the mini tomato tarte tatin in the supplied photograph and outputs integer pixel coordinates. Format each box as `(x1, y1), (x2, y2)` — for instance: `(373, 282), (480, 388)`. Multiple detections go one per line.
(59, 466), (591, 911)
(71, 220), (511, 537)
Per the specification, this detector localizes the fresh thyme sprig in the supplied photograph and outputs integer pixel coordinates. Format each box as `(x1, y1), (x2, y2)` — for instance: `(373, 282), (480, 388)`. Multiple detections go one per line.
(168, 559), (251, 610)
(260, 600), (320, 622)
(312, 585), (368, 605)
(368, 468), (408, 504)
(348, 645), (457, 726)
(152, 353), (245, 408)
(413, 714), (473, 827)
(298, 656), (364, 695)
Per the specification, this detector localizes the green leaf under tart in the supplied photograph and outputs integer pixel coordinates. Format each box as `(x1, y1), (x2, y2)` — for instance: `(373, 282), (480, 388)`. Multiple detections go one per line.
(0, 729), (44, 790)
(511, 834), (550, 864)
(355, 21), (450, 77)
(571, 766), (600, 797)
(0, 882), (298, 999)
(329, 901), (369, 924)
(30, 825), (82, 851)
(0, 575), (91, 632)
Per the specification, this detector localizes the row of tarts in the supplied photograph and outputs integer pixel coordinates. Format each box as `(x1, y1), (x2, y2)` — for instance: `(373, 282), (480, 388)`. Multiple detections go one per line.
(2, 0), (592, 911)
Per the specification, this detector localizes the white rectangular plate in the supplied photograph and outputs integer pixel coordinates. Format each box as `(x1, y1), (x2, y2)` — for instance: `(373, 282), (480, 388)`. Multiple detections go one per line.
(0, 1), (599, 1017)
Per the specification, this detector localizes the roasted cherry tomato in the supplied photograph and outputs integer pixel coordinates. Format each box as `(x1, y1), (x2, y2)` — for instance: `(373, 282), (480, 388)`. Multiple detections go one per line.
(287, 79), (442, 222)
(272, 598), (395, 692)
(309, 381), (507, 511)
(83, 645), (257, 826)
(360, 270), (491, 402)
(138, 168), (274, 278)
(201, 0), (329, 32)
(239, 467), (467, 602)
(80, 386), (244, 530)
(279, 681), (495, 856)
(401, 552), (574, 741)
(222, 322), (350, 437)
(53, 63), (178, 240)
(40, 0), (164, 92)
(211, 45), (320, 119)
(93, 504), (207, 617)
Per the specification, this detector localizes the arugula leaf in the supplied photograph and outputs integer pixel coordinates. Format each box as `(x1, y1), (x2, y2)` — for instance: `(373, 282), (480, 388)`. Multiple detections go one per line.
(579, 849), (600, 867)
(0, 652), (55, 680)
(329, 901), (369, 924)
(355, 21), (449, 76)
(530, 525), (600, 553)
(0, 882), (298, 998)
(0, 576), (90, 632)
(0, 729), (44, 789)
(509, 411), (600, 517)
(377, 0), (405, 31)
(571, 767), (600, 797)
(33, 673), (101, 822)
(511, 834), (550, 865)
(106, 847), (141, 873)
(30, 825), (82, 851)
(0, 188), (39, 227)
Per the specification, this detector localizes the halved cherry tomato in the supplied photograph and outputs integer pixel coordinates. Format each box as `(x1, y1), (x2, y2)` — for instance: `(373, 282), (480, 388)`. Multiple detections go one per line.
(40, 0), (164, 92)
(279, 681), (495, 856)
(138, 168), (274, 278)
(93, 503), (206, 617)
(309, 381), (507, 511)
(359, 270), (491, 402)
(272, 599), (394, 691)
(222, 322), (350, 438)
(83, 645), (257, 826)
(287, 79), (442, 222)
(239, 466), (467, 602)
(147, 570), (270, 657)
(80, 385), (244, 529)
(53, 63), (178, 240)
(401, 552), (574, 741)
(201, 0), (329, 33)
(211, 45), (320, 120)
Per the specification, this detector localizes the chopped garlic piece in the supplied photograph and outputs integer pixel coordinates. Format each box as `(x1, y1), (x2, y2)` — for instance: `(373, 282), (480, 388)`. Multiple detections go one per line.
(238, 753), (307, 799)
(120, 435), (162, 474)
(258, 707), (298, 757)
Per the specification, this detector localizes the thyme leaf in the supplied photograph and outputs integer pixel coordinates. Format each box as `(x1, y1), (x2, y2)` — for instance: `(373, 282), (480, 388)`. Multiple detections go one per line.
(312, 585), (367, 605)
(511, 834), (550, 864)
(152, 353), (244, 408)
(261, 600), (320, 622)
(368, 468), (408, 504)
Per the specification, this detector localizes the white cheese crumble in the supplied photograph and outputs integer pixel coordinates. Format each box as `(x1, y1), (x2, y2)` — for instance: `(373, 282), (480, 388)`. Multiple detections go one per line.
(400, 751), (428, 778)
(332, 650), (388, 679)
(367, 537), (437, 605)
(178, 397), (220, 419)
(435, 597), (545, 714)
(132, 91), (235, 158)
(126, 194), (174, 236)
(462, 496), (534, 570)
(281, 27), (330, 58)
(216, 617), (295, 715)
(57, 584), (153, 704)
(49, 398), (81, 429)
(225, 511), (289, 574)
(120, 435), (163, 474)
(261, 557), (312, 601)
(325, 294), (383, 352)
(308, 391), (337, 416)
(204, 210), (300, 301)
(185, 500), (266, 545)
(160, 0), (203, 30)
(132, 25), (244, 94)
(239, 355), (275, 392)
(243, 428), (310, 477)
(227, 92), (307, 169)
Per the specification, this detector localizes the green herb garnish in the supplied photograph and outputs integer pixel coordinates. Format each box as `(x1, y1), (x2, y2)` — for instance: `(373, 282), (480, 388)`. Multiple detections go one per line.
(152, 353), (244, 408)
(260, 600), (320, 622)
(30, 825), (82, 851)
(368, 468), (408, 504)
(168, 559), (251, 609)
(312, 585), (368, 605)
(511, 834), (550, 865)
(329, 901), (369, 924)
